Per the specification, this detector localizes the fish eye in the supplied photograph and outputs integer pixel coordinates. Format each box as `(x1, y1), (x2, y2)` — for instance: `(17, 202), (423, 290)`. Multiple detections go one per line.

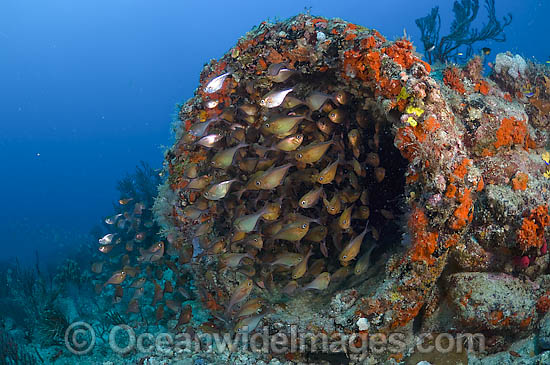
(255, 181), (261, 186)
(342, 255), (347, 259)
(204, 192), (209, 196)
(301, 201), (306, 206)
(297, 153), (303, 159)
(301, 223), (307, 229)
(265, 123), (270, 128)
(248, 282), (252, 286)
(319, 177), (324, 181)
(121, 271), (126, 275)
(343, 220), (347, 224)
(330, 207), (335, 211)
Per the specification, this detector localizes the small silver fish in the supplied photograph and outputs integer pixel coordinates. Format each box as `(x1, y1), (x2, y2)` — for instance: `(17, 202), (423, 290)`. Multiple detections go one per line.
(196, 134), (224, 148)
(260, 88), (293, 108)
(267, 63), (297, 83)
(204, 73), (230, 94)
(204, 100), (219, 109)
(188, 117), (219, 138)
(105, 214), (122, 225)
(99, 233), (114, 245)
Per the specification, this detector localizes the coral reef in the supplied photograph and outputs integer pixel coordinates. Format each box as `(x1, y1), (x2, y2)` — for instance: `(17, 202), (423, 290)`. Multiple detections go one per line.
(415, 0), (512, 64)
(154, 13), (550, 363)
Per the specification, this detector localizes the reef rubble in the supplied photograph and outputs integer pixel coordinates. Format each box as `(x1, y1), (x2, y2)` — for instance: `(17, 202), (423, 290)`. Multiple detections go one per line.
(150, 13), (550, 364)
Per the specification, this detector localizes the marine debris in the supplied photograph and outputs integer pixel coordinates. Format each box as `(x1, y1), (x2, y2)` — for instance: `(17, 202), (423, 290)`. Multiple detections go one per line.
(153, 13), (550, 363)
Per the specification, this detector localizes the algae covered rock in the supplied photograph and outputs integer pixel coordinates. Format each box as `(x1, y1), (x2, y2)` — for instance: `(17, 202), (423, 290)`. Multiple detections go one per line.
(447, 272), (537, 332)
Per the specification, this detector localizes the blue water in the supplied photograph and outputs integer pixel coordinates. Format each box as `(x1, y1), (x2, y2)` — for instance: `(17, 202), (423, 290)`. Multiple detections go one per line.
(0, 0), (547, 263)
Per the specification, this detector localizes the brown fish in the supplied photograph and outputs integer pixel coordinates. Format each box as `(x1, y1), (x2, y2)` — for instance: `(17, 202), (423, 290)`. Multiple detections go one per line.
(119, 198), (133, 205)
(299, 186), (323, 208)
(184, 164), (199, 179)
(339, 222), (370, 263)
(112, 285), (124, 304)
(328, 108), (345, 124)
(330, 266), (352, 285)
(130, 277), (147, 288)
(241, 234), (264, 250)
(374, 167), (386, 182)
(235, 297), (264, 318)
(304, 225), (328, 242)
(155, 305), (165, 322)
(152, 280), (164, 306)
(272, 222), (310, 242)
(183, 205), (206, 220)
(305, 91), (333, 111)
(233, 310), (269, 333)
(267, 63), (297, 83)
(323, 193), (342, 215)
(211, 143), (248, 169)
(254, 163), (293, 190)
(281, 96), (305, 109)
(186, 175), (212, 190)
(292, 247), (313, 279)
(308, 258), (326, 277)
(225, 279), (254, 316)
(174, 304), (193, 330)
(238, 158), (259, 173)
(365, 153), (380, 167)
(294, 140), (333, 164)
(220, 253), (254, 268)
(122, 265), (140, 278)
(203, 179), (237, 200)
(334, 90), (349, 105)
(352, 158), (365, 177)
(235, 170), (264, 199)
(273, 134), (304, 152)
(138, 241), (164, 263)
(354, 243), (377, 275)
(338, 205), (353, 230)
(262, 115), (305, 136)
(127, 299), (140, 314)
(269, 252), (303, 267)
(233, 207), (268, 233)
(314, 157), (340, 184)
(282, 280), (299, 295)
(262, 201), (281, 221)
(125, 241), (134, 252)
(131, 287), (145, 300)
(239, 103), (258, 116)
(316, 118), (334, 135)
(103, 271), (127, 287)
(301, 272), (331, 291)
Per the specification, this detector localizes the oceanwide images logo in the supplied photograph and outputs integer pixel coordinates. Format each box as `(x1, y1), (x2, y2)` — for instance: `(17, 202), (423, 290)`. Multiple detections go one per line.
(65, 321), (485, 357)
